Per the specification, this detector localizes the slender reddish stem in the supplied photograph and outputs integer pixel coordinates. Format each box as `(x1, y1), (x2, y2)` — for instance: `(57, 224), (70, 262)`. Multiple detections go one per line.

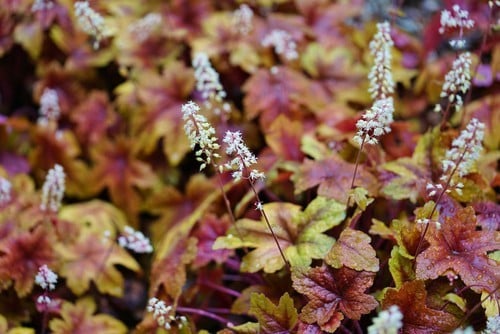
(176, 306), (230, 325)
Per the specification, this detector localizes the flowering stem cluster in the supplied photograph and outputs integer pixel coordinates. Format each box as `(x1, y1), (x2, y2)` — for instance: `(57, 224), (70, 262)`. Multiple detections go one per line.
(348, 22), (395, 211)
(35, 264), (58, 334)
(439, 4), (475, 49)
(37, 88), (60, 129)
(368, 21), (394, 101)
(74, 1), (106, 49)
(146, 298), (188, 330)
(415, 118), (485, 257)
(222, 131), (289, 270)
(40, 164), (65, 213)
(182, 101), (221, 171)
(232, 4), (254, 35)
(349, 97), (394, 209)
(192, 53), (230, 116)
(118, 226), (153, 253)
(435, 52), (472, 125)
(261, 29), (298, 61)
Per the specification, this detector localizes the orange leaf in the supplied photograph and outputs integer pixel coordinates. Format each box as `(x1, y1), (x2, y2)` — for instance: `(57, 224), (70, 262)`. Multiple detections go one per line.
(49, 298), (127, 334)
(381, 281), (459, 333)
(56, 234), (140, 297)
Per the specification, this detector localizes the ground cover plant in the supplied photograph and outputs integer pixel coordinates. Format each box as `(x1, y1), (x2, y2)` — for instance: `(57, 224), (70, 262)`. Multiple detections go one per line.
(0, 0), (499, 333)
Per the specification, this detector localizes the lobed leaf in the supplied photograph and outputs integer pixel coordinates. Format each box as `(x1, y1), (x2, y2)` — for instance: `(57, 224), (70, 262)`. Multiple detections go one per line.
(381, 280), (460, 333)
(249, 292), (298, 333)
(325, 228), (379, 272)
(292, 265), (377, 333)
(49, 298), (127, 334)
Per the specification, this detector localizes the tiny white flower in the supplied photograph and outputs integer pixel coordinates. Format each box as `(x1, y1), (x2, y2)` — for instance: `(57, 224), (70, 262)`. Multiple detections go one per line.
(192, 53), (229, 115)
(483, 315), (500, 334)
(35, 265), (58, 291)
(74, 1), (106, 49)
(182, 101), (221, 170)
(37, 295), (52, 305)
(354, 97), (394, 146)
(442, 118), (484, 178)
(232, 4), (253, 35)
(368, 305), (403, 334)
(223, 131), (264, 182)
(128, 13), (162, 42)
(118, 226), (153, 253)
(0, 177), (12, 206)
(37, 88), (60, 127)
(368, 21), (394, 100)
(439, 5), (474, 34)
(262, 29), (298, 60)
(31, 0), (53, 12)
(436, 53), (472, 112)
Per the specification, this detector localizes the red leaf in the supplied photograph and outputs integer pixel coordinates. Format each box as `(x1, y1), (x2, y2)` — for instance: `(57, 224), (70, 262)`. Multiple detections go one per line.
(71, 91), (117, 146)
(0, 227), (55, 297)
(292, 265), (377, 332)
(131, 62), (194, 165)
(265, 115), (305, 162)
(249, 292), (298, 334)
(292, 155), (378, 203)
(416, 207), (500, 297)
(243, 66), (313, 128)
(381, 281), (460, 333)
(191, 213), (233, 268)
(150, 236), (197, 300)
(89, 137), (156, 222)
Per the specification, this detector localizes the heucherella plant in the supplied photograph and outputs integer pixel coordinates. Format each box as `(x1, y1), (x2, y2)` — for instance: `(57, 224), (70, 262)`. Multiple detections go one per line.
(0, 0), (498, 333)
(40, 164), (65, 213)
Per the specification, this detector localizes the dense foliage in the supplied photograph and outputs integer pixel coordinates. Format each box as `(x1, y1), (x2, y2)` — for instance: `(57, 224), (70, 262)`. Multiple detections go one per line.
(0, 0), (499, 333)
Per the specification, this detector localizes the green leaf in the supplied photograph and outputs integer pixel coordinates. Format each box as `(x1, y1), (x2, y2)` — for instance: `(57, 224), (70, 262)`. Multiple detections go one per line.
(348, 187), (374, 211)
(214, 197), (345, 272)
(249, 293), (298, 333)
(388, 246), (415, 288)
(325, 228), (379, 272)
(379, 158), (428, 203)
